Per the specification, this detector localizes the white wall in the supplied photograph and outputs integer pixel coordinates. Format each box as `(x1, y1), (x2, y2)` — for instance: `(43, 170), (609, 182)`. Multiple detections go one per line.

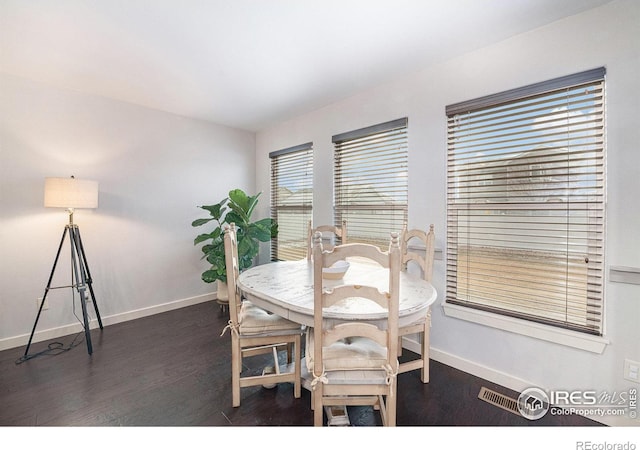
(0, 73), (256, 349)
(256, 0), (640, 425)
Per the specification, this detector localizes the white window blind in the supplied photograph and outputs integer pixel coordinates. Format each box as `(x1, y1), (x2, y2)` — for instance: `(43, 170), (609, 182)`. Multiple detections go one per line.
(333, 118), (408, 250)
(270, 142), (313, 261)
(446, 68), (606, 336)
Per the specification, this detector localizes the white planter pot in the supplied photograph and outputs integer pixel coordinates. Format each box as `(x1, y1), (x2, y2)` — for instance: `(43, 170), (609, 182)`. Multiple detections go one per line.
(216, 279), (229, 302)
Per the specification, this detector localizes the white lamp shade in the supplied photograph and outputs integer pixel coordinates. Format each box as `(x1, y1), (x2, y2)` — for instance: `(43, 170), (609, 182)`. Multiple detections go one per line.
(44, 177), (99, 209)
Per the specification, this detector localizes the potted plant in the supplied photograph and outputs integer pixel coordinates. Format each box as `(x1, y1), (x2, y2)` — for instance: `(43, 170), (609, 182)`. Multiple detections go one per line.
(192, 189), (277, 305)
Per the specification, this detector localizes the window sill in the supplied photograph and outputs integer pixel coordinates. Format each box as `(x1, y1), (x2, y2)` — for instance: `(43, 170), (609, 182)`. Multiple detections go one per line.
(442, 302), (609, 354)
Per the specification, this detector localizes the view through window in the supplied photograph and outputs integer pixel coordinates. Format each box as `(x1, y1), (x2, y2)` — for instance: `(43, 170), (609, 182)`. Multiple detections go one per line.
(270, 142), (313, 261)
(333, 118), (408, 250)
(445, 68), (606, 335)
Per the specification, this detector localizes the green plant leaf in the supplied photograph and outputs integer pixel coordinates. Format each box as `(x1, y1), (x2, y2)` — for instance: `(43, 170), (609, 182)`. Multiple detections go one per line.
(199, 201), (227, 220)
(191, 218), (213, 227)
(237, 234), (256, 260)
(193, 227), (221, 245)
(201, 243), (217, 256)
(249, 218), (277, 241)
(224, 210), (246, 227)
(202, 269), (220, 283)
(228, 189), (261, 224)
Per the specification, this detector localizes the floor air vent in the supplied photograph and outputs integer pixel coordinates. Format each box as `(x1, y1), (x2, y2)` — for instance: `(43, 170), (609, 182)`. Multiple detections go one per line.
(478, 387), (521, 416)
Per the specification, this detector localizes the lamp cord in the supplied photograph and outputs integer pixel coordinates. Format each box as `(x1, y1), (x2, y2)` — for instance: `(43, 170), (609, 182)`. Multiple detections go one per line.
(15, 331), (84, 364)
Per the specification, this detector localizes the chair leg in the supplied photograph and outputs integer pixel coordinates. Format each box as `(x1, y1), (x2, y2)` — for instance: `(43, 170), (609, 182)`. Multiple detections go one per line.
(421, 310), (431, 383)
(231, 338), (241, 407)
(287, 342), (293, 364)
(378, 395), (387, 424)
(386, 392), (397, 426)
(313, 388), (323, 426)
(294, 335), (301, 399)
(271, 347), (280, 374)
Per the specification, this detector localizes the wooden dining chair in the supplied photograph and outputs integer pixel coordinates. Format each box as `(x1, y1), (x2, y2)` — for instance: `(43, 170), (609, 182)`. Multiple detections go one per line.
(222, 223), (303, 407)
(397, 224), (435, 383)
(307, 231), (401, 426)
(306, 220), (347, 260)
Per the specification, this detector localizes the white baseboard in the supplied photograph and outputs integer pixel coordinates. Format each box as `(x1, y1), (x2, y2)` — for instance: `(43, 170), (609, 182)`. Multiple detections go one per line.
(0, 292), (215, 352)
(403, 337), (637, 426)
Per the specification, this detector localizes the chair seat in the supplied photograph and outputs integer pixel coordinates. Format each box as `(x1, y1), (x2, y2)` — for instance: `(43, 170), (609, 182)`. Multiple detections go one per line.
(306, 329), (387, 372)
(239, 300), (301, 336)
(302, 357), (391, 386)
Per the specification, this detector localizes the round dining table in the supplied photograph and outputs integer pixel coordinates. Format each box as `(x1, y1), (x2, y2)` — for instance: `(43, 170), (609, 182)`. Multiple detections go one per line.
(237, 259), (437, 328)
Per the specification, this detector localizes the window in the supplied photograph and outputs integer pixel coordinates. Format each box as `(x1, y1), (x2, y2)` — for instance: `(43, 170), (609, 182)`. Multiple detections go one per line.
(333, 118), (408, 249)
(445, 68), (605, 336)
(270, 142), (313, 261)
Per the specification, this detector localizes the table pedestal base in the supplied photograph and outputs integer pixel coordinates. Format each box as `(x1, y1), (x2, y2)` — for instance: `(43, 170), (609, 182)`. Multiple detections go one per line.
(325, 405), (350, 426)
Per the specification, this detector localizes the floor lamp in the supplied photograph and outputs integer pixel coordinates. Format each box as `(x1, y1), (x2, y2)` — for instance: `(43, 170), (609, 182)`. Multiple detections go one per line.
(24, 176), (104, 357)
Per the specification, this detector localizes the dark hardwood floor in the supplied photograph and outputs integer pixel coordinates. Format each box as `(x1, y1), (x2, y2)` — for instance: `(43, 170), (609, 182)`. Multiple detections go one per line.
(1, 301), (602, 429)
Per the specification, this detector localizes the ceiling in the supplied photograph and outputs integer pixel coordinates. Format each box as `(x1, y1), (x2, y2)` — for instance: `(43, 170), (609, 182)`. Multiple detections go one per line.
(1, 0), (613, 132)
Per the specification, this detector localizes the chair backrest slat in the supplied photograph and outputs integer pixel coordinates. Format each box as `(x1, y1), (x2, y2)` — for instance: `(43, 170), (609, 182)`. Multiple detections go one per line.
(307, 220), (347, 260)
(400, 224), (435, 282)
(223, 223), (242, 325)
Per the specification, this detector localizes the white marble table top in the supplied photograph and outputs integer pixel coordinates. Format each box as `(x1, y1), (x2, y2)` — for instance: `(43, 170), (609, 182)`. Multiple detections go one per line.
(237, 259), (437, 327)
